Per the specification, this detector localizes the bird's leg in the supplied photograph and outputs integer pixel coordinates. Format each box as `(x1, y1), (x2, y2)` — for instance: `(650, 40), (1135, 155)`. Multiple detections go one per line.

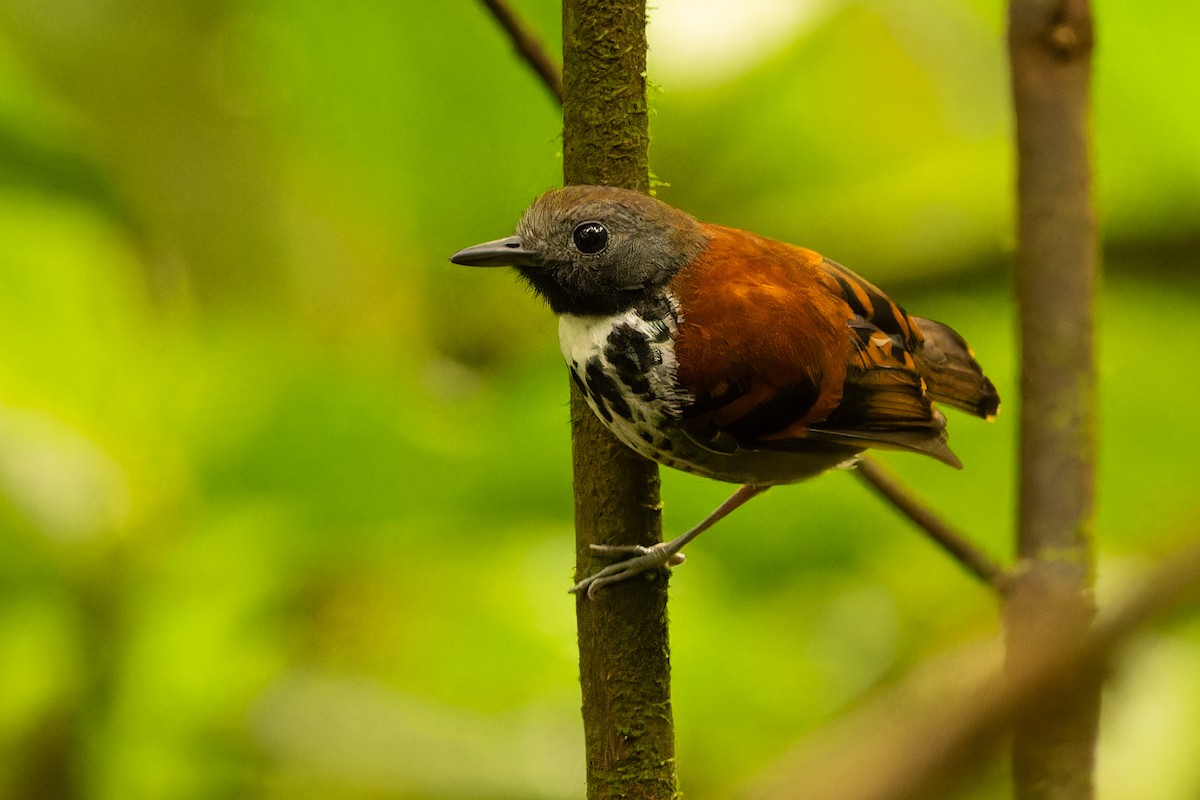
(570, 484), (770, 599)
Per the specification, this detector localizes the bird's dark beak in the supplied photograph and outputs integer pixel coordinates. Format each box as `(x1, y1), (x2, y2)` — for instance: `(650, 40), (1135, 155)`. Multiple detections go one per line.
(450, 236), (544, 268)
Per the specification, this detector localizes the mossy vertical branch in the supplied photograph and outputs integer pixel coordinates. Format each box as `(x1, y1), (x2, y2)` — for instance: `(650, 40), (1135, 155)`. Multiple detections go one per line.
(562, 2), (651, 191)
(561, 1), (677, 799)
(1006, 1), (1101, 798)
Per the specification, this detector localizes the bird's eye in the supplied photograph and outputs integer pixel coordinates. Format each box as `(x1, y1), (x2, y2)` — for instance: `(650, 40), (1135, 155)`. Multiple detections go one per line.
(572, 221), (608, 254)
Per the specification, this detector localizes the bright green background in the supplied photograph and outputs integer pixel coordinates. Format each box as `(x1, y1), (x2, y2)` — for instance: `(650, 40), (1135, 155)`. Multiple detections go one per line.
(0, 1), (1197, 798)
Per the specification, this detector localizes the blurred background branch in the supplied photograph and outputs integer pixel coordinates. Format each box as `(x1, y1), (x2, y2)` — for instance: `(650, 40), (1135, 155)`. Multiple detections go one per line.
(1006, 0), (1101, 797)
(738, 533), (1200, 800)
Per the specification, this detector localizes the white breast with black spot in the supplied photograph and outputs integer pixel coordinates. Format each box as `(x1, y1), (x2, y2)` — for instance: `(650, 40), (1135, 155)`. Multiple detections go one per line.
(558, 298), (692, 468)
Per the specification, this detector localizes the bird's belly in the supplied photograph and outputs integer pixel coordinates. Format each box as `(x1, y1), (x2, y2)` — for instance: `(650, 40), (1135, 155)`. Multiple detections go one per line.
(558, 311), (861, 485)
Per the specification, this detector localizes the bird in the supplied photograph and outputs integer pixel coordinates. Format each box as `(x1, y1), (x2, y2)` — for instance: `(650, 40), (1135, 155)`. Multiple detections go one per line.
(451, 185), (999, 598)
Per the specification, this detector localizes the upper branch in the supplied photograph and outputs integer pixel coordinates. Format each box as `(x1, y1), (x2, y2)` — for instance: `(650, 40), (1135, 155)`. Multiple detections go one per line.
(479, 0), (564, 103)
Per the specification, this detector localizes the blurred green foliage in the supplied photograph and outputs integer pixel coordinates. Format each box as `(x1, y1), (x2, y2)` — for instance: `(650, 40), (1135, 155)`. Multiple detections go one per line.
(0, 1), (1197, 798)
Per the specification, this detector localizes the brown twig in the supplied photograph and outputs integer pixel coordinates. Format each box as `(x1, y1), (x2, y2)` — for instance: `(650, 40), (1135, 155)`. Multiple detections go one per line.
(478, 0), (565, 103)
(855, 456), (1011, 591)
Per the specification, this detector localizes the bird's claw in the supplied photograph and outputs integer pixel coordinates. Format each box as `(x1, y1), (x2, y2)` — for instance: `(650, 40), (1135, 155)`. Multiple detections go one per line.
(590, 542), (686, 566)
(569, 543), (685, 599)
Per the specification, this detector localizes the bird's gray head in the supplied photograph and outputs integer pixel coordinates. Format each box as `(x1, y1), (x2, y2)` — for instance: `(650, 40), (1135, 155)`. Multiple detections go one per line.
(450, 185), (708, 315)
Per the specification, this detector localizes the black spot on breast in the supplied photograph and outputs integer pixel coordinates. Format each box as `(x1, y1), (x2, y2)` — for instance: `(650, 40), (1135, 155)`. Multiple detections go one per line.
(604, 325), (655, 398)
(646, 318), (672, 344)
(585, 361), (632, 421)
(569, 368), (587, 394)
(589, 394), (614, 422)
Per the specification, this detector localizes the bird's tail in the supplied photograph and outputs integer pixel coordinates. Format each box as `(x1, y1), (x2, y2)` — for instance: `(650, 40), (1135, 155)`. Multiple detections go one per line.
(912, 317), (1001, 419)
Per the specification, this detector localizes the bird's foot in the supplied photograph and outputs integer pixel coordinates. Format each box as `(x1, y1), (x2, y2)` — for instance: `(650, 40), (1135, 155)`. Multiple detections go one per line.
(569, 542), (686, 599)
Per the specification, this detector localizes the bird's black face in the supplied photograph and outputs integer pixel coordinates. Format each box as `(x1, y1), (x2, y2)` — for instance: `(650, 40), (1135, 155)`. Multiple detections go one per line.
(451, 186), (708, 316)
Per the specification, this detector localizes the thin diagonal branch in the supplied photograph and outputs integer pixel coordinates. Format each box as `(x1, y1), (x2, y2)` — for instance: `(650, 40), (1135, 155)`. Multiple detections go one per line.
(478, 0), (564, 103)
(855, 456), (1011, 591)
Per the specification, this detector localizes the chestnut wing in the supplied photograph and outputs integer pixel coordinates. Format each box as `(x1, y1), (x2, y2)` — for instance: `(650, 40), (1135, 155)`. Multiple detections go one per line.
(671, 231), (960, 467)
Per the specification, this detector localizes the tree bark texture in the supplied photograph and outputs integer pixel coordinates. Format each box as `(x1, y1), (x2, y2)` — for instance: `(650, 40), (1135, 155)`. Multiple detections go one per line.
(1005, 2), (1101, 799)
(562, 2), (678, 799)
